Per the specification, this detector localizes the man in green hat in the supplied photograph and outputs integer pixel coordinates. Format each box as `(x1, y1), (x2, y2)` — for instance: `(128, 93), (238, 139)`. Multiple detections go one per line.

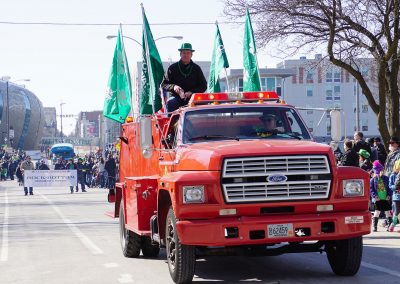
(161, 42), (207, 112)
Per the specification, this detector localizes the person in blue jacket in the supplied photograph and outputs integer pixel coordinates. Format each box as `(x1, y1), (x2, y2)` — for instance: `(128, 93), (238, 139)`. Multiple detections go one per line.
(370, 160), (393, 232)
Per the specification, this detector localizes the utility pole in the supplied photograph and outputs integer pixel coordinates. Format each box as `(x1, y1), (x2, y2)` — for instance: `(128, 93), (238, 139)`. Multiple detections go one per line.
(60, 102), (65, 142)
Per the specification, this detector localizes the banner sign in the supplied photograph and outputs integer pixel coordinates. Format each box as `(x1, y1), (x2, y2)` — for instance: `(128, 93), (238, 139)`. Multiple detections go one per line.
(24, 170), (77, 187)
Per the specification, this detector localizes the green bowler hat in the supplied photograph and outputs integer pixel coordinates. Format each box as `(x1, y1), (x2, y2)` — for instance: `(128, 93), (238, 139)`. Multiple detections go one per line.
(178, 43), (195, 52)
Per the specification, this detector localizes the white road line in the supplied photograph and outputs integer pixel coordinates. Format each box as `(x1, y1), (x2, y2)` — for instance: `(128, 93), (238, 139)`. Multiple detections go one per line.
(0, 191), (9, 262)
(104, 262), (120, 268)
(361, 261), (400, 277)
(118, 274), (134, 283)
(38, 190), (104, 255)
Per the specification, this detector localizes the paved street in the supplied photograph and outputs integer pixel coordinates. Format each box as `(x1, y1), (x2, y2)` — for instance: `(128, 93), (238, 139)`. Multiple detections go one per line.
(1, 180), (399, 284)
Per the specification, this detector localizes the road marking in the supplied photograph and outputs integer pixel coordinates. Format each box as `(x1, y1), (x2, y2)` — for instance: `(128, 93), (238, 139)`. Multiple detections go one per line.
(38, 190), (104, 255)
(104, 262), (120, 268)
(362, 261), (400, 277)
(118, 274), (134, 283)
(0, 191), (9, 262)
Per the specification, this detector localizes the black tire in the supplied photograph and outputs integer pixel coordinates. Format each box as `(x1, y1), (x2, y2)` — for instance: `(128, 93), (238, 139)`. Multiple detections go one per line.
(119, 202), (141, 258)
(326, 236), (363, 276)
(166, 207), (196, 284)
(141, 236), (160, 258)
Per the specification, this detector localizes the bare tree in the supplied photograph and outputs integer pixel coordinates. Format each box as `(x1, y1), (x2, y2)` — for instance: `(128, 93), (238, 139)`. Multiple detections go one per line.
(224, 0), (400, 146)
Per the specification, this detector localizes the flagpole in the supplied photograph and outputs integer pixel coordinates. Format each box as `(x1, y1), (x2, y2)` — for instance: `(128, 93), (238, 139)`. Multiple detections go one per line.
(119, 24), (134, 117)
(255, 51), (263, 91)
(215, 21), (230, 92)
(224, 68), (230, 92)
(141, 3), (156, 115)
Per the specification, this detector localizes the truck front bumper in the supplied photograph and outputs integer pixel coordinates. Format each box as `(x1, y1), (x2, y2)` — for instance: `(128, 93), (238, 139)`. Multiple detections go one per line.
(176, 211), (371, 246)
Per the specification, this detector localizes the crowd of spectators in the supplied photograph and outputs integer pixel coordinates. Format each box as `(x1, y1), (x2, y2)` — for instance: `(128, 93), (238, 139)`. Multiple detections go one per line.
(332, 131), (400, 233)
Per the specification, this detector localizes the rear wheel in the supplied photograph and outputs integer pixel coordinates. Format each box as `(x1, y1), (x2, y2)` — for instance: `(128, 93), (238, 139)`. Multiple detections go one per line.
(166, 207), (196, 284)
(119, 202), (141, 258)
(141, 236), (160, 258)
(326, 237), (363, 276)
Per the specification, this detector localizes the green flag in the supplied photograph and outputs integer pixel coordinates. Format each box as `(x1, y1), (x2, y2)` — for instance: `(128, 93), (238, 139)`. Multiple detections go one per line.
(103, 29), (132, 123)
(207, 23), (229, 93)
(140, 8), (164, 114)
(243, 9), (261, 91)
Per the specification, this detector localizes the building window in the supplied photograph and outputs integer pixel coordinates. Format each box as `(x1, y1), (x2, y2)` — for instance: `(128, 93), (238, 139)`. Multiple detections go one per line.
(326, 69), (341, 83)
(361, 119), (368, 132)
(238, 78), (243, 92)
(326, 70), (333, 82)
(334, 85), (341, 100)
(326, 85), (340, 100)
(306, 70), (314, 83)
(362, 104), (368, 113)
(326, 87), (333, 100)
(361, 67), (369, 77)
(333, 69), (341, 82)
(276, 78), (282, 96)
(306, 86), (313, 97)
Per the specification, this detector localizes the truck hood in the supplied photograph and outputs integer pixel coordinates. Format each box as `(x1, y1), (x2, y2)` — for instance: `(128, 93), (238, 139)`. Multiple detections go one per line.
(175, 140), (333, 171)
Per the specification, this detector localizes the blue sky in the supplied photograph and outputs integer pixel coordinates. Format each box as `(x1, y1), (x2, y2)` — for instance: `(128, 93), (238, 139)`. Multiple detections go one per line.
(0, 0), (283, 134)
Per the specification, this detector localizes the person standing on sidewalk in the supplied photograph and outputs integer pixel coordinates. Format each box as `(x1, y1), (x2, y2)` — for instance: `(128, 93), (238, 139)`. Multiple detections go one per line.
(105, 154), (117, 190)
(20, 156), (35, 196)
(370, 161), (393, 232)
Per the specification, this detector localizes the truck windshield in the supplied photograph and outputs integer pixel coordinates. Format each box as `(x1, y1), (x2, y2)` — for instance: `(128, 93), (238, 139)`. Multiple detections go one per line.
(182, 106), (311, 144)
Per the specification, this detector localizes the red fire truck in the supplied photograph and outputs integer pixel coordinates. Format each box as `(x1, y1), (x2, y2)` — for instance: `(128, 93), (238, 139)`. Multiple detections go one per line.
(108, 91), (370, 283)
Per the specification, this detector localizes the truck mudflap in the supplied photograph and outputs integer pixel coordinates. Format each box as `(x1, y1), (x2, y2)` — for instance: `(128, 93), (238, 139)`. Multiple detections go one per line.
(176, 211), (371, 246)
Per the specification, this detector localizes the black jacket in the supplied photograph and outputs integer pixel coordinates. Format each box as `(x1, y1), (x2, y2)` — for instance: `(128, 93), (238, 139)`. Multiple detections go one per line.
(161, 60), (207, 96)
(54, 162), (65, 170)
(105, 158), (117, 178)
(340, 149), (359, 167)
(353, 140), (371, 156)
(38, 164), (50, 170)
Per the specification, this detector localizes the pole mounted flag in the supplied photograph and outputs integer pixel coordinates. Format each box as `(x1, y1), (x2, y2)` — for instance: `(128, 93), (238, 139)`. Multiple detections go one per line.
(243, 9), (262, 92)
(207, 22), (230, 93)
(140, 4), (164, 115)
(103, 26), (132, 123)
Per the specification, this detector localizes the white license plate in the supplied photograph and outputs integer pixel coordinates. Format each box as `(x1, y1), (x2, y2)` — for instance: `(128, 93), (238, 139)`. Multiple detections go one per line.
(267, 223), (294, 238)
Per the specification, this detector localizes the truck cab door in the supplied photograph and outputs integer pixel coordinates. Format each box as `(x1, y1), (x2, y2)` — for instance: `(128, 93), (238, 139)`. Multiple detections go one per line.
(159, 114), (180, 173)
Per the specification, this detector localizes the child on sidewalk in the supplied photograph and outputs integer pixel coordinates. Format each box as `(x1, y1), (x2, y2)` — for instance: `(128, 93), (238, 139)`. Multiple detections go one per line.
(370, 160), (393, 232)
(389, 161), (400, 232)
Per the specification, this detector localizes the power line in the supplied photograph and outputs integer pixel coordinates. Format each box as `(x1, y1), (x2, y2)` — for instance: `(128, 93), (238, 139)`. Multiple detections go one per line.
(0, 21), (244, 27)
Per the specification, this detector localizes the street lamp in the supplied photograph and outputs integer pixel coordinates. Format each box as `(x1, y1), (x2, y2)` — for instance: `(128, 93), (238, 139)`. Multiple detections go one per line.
(1, 76), (30, 148)
(106, 35), (183, 46)
(60, 102), (66, 143)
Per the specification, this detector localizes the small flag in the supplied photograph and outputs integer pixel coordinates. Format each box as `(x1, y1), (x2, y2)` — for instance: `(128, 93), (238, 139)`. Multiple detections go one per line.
(207, 23), (229, 93)
(243, 9), (261, 91)
(103, 28), (132, 123)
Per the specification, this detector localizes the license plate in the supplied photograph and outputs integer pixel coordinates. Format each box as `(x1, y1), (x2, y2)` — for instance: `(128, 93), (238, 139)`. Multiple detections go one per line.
(267, 223), (294, 238)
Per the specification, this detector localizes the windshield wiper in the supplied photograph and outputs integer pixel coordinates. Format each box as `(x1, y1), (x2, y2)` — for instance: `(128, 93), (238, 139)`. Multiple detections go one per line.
(189, 135), (240, 141)
(251, 130), (302, 140)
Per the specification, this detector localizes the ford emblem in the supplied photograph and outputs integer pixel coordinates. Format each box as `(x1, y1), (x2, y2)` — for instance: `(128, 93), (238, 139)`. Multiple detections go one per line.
(267, 174), (288, 183)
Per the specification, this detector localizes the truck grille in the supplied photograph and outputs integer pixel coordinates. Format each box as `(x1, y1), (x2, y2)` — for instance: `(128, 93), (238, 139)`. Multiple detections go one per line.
(222, 155), (331, 203)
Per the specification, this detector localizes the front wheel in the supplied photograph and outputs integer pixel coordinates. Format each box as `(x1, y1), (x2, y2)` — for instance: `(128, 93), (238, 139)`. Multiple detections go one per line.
(119, 202), (141, 258)
(166, 207), (196, 284)
(326, 236), (363, 276)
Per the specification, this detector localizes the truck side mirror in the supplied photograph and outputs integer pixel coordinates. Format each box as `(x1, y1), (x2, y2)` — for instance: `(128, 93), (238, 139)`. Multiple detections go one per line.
(139, 116), (152, 159)
(330, 110), (341, 142)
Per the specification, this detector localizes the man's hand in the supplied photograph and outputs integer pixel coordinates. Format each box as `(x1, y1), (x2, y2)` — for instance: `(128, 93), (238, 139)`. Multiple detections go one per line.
(375, 196), (380, 201)
(386, 196), (391, 201)
(184, 91), (192, 99)
(173, 85), (185, 99)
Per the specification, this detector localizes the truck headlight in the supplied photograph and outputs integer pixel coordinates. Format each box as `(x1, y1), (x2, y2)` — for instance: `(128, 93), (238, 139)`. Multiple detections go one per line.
(183, 185), (205, 203)
(343, 180), (364, 197)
